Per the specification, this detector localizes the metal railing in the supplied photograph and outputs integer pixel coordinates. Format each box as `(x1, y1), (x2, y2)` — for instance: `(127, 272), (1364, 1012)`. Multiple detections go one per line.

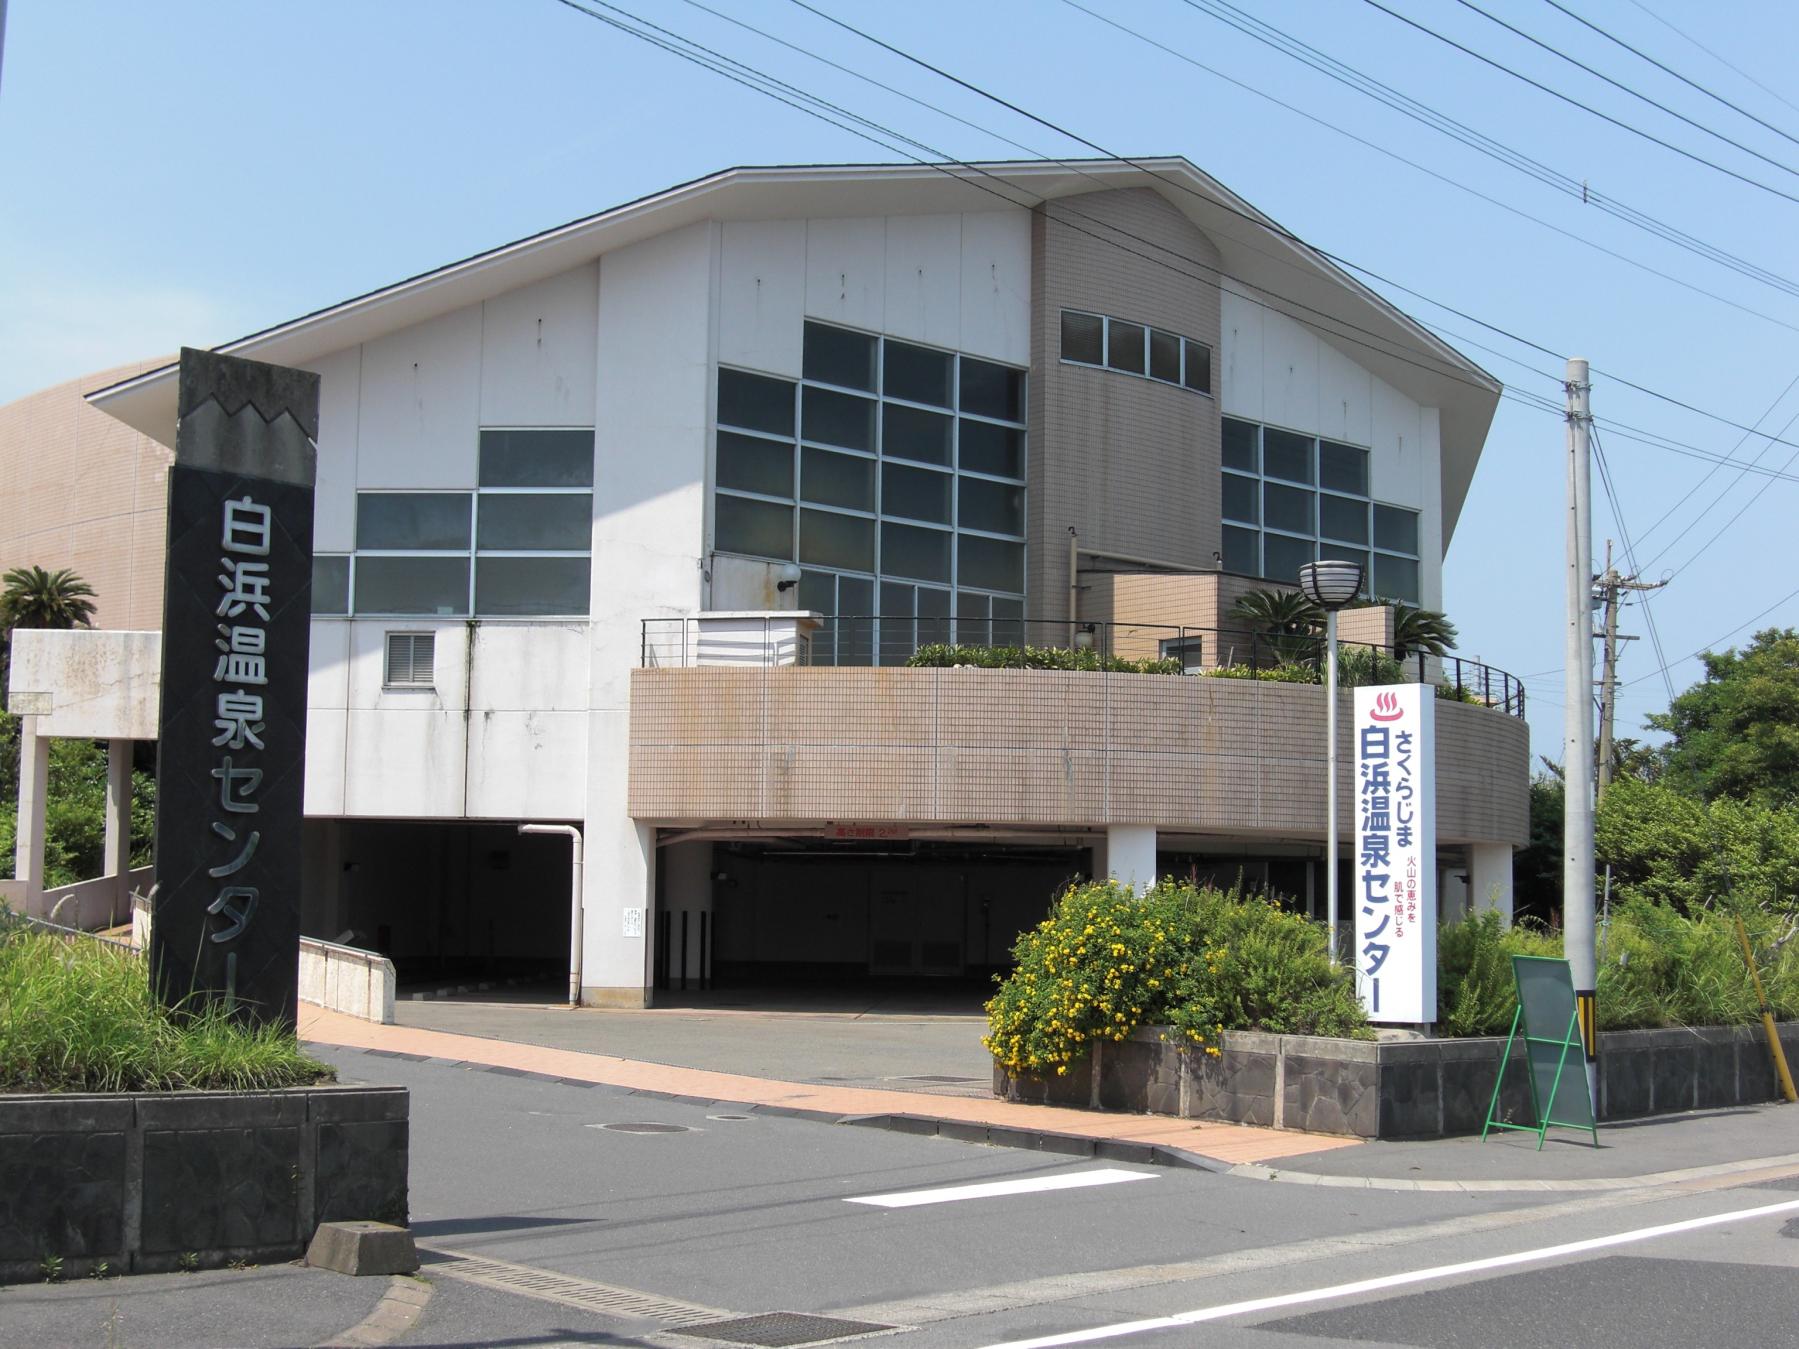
(638, 614), (1525, 719)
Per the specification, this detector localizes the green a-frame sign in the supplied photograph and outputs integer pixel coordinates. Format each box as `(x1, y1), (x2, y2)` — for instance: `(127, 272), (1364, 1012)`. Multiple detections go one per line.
(1482, 955), (1600, 1150)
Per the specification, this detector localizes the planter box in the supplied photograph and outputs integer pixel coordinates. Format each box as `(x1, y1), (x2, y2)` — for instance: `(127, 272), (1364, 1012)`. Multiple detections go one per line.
(0, 1085), (407, 1282)
(995, 1021), (1799, 1140)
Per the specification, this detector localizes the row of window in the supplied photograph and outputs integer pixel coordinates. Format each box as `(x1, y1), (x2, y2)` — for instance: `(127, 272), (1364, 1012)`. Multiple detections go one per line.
(312, 429), (594, 617)
(714, 322), (1029, 620)
(1219, 417), (1422, 603)
(1060, 309), (1211, 396)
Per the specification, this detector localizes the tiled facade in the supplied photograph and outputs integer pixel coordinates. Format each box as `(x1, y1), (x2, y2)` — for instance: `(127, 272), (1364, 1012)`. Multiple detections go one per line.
(629, 667), (1529, 846)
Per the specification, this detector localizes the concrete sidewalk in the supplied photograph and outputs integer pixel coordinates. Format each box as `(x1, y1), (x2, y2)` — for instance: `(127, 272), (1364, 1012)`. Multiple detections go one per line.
(301, 1006), (1357, 1167)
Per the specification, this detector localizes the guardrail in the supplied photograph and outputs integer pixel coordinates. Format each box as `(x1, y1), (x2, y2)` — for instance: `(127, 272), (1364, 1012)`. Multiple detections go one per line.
(640, 614), (1525, 719)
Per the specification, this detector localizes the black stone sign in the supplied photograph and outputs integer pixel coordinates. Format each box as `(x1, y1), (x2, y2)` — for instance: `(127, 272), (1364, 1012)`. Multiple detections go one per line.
(151, 349), (318, 1029)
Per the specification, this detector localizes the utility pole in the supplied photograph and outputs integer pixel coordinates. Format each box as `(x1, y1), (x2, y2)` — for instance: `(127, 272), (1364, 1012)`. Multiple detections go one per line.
(1563, 357), (1598, 1106)
(1595, 540), (1665, 799)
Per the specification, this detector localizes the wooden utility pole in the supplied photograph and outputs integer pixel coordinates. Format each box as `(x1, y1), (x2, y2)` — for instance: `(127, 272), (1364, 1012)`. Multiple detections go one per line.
(1594, 540), (1667, 799)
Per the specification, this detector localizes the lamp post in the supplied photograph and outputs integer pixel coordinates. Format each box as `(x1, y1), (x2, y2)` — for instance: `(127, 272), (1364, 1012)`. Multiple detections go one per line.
(1299, 559), (1365, 965)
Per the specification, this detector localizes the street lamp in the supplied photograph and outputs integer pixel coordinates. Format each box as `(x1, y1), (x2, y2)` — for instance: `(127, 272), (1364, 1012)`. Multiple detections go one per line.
(1299, 559), (1364, 966)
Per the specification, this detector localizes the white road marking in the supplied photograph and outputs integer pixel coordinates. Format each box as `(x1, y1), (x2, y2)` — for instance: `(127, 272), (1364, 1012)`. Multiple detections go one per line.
(847, 1167), (1157, 1209)
(978, 1195), (1799, 1348)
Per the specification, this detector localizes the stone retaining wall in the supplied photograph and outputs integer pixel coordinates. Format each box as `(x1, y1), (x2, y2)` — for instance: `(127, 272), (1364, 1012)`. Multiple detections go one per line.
(0, 1085), (407, 1282)
(996, 1022), (1799, 1139)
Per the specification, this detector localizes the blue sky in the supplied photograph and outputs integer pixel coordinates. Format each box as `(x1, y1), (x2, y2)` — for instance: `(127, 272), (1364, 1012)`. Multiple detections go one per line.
(5, 0), (1797, 760)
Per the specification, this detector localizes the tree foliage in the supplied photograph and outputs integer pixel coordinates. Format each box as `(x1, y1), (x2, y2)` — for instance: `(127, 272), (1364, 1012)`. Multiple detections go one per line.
(1596, 775), (1799, 916)
(1646, 627), (1799, 803)
(0, 565), (97, 633)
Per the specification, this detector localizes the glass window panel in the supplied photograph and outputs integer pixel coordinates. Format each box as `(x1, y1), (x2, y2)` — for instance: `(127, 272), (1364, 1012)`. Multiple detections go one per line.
(1264, 482), (1313, 535)
(917, 585), (952, 646)
(883, 403), (952, 466)
(802, 385), (875, 451)
(959, 477), (1025, 536)
(1373, 552), (1421, 604)
(475, 556), (591, 616)
(716, 430), (794, 498)
(1222, 418), (1257, 472)
(1060, 311), (1103, 365)
(990, 595), (1024, 647)
(958, 534), (1024, 593)
(798, 569), (836, 614)
(478, 429), (595, 487)
(714, 494), (793, 561)
(1106, 320), (1146, 375)
(884, 340), (953, 407)
(802, 321), (876, 391)
(1261, 531), (1314, 585)
(880, 581), (915, 618)
(1150, 330), (1181, 383)
(311, 555), (350, 615)
(354, 556), (469, 616)
(798, 508), (875, 571)
(959, 419), (1024, 478)
(1263, 429), (1313, 484)
(1319, 440), (1368, 496)
(1183, 339), (1211, 394)
(1222, 473), (1257, 524)
(881, 521), (951, 582)
(956, 588), (991, 647)
(357, 493), (471, 551)
(478, 493), (591, 550)
(1222, 524), (1258, 575)
(800, 447), (874, 511)
(879, 583), (915, 663)
(959, 356), (1025, 422)
(718, 368), (795, 436)
(838, 575), (874, 664)
(1374, 504), (1421, 555)
(882, 462), (951, 524)
(1319, 493), (1369, 544)
(1317, 543), (1370, 591)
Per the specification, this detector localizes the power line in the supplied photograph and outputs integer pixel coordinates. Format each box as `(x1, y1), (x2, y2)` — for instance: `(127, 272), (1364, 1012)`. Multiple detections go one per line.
(1591, 426), (1676, 702)
(1624, 582), (1799, 688)
(1634, 370), (1799, 550)
(1654, 401), (1799, 584)
(1622, 0), (1799, 120)
(1360, 0), (1799, 207)
(1453, 0), (1799, 179)
(1174, 0), (1799, 300)
(1537, 0), (1799, 149)
(1060, 0), (1799, 340)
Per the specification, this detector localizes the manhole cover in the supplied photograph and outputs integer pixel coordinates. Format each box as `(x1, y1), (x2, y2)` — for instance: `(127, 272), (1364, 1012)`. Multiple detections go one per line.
(669, 1312), (896, 1346)
(592, 1121), (694, 1134)
(708, 1113), (754, 1121)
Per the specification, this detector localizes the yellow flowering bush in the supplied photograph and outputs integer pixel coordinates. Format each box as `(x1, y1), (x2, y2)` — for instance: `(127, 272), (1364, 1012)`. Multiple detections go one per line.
(983, 879), (1371, 1077)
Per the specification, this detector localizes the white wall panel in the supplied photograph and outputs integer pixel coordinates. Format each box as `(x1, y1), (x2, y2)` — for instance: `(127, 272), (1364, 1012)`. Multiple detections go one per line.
(1370, 376), (1424, 509)
(465, 710), (587, 817)
(307, 347), (361, 552)
(479, 263), (599, 426)
(1316, 338), (1373, 448)
(804, 217), (885, 332)
(304, 708), (347, 817)
(1418, 407), (1444, 607)
(959, 210), (1031, 365)
(883, 213), (961, 350)
(467, 623), (589, 712)
(719, 220), (805, 376)
(342, 708), (468, 817)
(307, 619), (351, 710)
(1260, 306), (1320, 435)
(1219, 287), (1264, 422)
(356, 304), (482, 488)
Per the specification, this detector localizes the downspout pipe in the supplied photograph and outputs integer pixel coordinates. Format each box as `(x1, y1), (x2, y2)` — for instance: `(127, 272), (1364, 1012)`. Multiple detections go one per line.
(519, 823), (584, 1008)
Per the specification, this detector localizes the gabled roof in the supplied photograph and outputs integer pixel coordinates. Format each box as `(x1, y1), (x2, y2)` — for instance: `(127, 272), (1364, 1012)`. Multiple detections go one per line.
(87, 158), (1500, 537)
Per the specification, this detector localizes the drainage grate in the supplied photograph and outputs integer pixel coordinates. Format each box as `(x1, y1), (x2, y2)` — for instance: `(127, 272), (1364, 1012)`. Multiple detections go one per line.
(592, 1121), (694, 1134)
(669, 1312), (898, 1346)
(421, 1245), (723, 1324)
(892, 1075), (980, 1084)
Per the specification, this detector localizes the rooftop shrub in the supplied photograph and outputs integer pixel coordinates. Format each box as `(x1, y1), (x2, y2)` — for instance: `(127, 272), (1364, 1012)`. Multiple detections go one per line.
(905, 643), (1182, 674)
(0, 913), (333, 1094)
(983, 879), (1371, 1078)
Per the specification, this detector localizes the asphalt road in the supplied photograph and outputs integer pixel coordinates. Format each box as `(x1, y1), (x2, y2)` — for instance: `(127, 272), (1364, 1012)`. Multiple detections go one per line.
(12, 1046), (1795, 1347)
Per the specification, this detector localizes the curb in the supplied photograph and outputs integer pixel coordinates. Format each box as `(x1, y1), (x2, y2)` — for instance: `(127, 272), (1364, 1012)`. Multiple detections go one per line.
(1226, 1149), (1799, 1193)
(315, 1274), (432, 1348)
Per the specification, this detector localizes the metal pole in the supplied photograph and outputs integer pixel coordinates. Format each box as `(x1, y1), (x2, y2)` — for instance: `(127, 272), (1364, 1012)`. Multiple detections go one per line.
(519, 823), (584, 1008)
(1326, 607), (1341, 965)
(1563, 357), (1598, 1105)
(1597, 540), (1618, 799)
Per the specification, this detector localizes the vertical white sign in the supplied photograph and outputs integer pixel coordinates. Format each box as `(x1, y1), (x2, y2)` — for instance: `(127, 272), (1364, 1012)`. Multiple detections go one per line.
(1352, 684), (1437, 1023)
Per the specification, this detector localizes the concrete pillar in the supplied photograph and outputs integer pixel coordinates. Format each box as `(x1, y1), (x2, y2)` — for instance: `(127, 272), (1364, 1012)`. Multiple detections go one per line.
(104, 739), (132, 879)
(13, 714), (49, 915)
(1470, 843), (1515, 924)
(1098, 825), (1157, 894)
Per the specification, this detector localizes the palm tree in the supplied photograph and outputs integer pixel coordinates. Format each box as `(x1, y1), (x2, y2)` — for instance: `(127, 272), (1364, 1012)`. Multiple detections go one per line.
(1390, 603), (1458, 662)
(1230, 587), (1322, 666)
(0, 566), (97, 632)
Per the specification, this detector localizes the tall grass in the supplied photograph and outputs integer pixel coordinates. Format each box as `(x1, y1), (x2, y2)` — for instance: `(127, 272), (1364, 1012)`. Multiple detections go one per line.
(0, 916), (333, 1093)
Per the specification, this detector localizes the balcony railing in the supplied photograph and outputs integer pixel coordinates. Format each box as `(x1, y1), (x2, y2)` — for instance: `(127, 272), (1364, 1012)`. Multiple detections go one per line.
(639, 614), (1525, 719)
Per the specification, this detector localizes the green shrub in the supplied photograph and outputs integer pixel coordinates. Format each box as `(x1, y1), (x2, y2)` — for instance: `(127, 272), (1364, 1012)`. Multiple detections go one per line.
(0, 916), (333, 1093)
(905, 643), (1181, 675)
(983, 879), (1370, 1077)
(1435, 911), (1562, 1036)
